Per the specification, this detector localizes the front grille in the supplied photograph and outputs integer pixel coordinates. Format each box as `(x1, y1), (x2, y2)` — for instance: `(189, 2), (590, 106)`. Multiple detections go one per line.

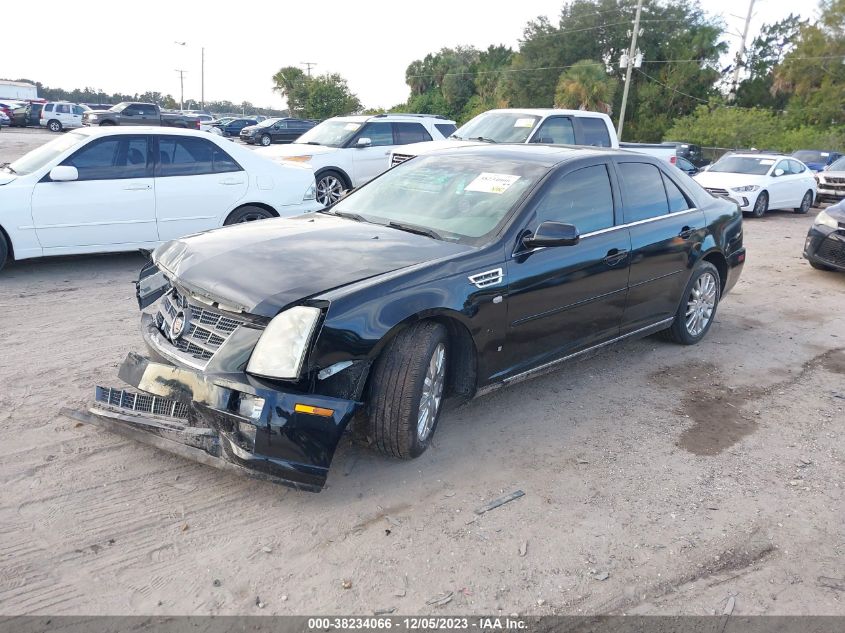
(154, 289), (246, 364)
(824, 177), (845, 184)
(391, 153), (414, 167)
(95, 386), (189, 419)
(705, 187), (730, 197)
(816, 236), (845, 267)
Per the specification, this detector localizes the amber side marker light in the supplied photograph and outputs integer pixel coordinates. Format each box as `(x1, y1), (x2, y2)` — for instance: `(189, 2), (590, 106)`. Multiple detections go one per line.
(295, 403), (335, 417)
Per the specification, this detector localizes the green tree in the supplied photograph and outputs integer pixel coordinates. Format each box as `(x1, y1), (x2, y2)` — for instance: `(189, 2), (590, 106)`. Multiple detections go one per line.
(304, 73), (361, 119)
(554, 60), (617, 112)
(272, 66), (310, 117)
(775, 0), (845, 126)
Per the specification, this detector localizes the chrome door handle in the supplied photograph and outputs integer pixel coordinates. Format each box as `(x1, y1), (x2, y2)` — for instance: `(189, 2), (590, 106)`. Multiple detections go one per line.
(603, 248), (628, 266)
(679, 226), (695, 239)
(124, 184), (151, 191)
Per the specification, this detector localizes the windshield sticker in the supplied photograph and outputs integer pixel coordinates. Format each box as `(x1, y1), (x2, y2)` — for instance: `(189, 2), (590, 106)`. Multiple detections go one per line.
(465, 172), (521, 194)
(513, 118), (536, 128)
(344, 123), (361, 131)
(759, 159), (776, 165)
(821, 152), (830, 156)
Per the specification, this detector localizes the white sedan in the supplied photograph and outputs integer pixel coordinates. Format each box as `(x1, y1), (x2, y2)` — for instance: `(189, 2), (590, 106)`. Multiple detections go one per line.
(694, 153), (817, 218)
(0, 127), (320, 270)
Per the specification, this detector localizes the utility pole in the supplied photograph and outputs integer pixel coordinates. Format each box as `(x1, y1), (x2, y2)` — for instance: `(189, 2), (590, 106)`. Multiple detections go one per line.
(175, 69), (186, 110)
(617, 0), (644, 141)
(301, 62), (317, 77)
(201, 47), (205, 110)
(730, 0), (756, 100)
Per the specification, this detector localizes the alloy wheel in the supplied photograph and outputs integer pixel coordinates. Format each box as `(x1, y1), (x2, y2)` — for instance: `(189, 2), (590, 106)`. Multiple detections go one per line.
(800, 192), (811, 213)
(316, 175), (345, 206)
(417, 342), (446, 442)
(236, 210), (271, 223)
(752, 193), (767, 217)
(685, 272), (717, 337)
(260, 135), (271, 146)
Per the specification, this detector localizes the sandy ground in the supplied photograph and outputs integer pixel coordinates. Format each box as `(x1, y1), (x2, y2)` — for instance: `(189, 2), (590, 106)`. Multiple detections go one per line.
(0, 129), (843, 617)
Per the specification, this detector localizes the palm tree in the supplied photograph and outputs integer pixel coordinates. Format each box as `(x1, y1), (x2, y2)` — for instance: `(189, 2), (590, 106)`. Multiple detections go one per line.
(554, 60), (618, 114)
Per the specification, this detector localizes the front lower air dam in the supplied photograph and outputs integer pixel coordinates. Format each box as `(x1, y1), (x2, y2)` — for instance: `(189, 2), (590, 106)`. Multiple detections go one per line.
(61, 353), (360, 492)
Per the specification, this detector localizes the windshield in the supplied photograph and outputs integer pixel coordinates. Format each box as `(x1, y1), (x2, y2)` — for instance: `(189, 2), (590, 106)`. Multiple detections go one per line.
(110, 102), (130, 112)
(828, 157), (845, 171)
(792, 150), (826, 163)
(7, 131), (87, 175)
(295, 120), (363, 147)
(327, 154), (547, 244)
(452, 112), (542, 143)
(709, 156), (775, 175)
(256, 118), (280, 128)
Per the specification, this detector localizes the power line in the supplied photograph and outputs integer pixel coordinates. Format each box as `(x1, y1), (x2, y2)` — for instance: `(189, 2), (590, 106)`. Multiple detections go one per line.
(635, 68), (711, 104)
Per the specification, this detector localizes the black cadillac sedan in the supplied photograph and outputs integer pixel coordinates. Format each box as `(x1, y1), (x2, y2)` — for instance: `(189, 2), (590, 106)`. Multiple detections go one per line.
(67, 145), (746, 491)
(804, 200), (845, 271)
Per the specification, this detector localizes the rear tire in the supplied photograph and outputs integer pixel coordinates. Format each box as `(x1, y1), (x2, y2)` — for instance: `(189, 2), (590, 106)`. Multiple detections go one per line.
(794, 190), (813, 214)
(47, 119), (62, 132)
(751, 191), (768, 218)
(223, 205), (275, 225)
(662, 261), (720, 345)
(0, 234), (8, 272)
(260, 134), (272, 146)
(366, 321), (448, 459)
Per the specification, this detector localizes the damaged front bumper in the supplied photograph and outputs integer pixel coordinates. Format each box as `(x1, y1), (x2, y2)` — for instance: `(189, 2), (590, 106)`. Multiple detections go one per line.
(63, 352), (360, 492)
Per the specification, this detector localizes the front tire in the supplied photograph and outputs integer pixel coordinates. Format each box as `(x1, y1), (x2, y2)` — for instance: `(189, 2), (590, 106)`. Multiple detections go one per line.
(259, 134), (272, 146)
(47, 119), (62, 132)
(663, 261), (720, 345)
(751, 191), (768, 218)
(223, 205), (275, 225)
(366, 321), (448, 459)
(315, 170), (347, 206)
(794, 190), (813, 214)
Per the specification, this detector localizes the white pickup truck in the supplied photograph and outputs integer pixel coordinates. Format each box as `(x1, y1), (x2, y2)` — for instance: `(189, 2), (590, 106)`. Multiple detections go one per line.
(389, 108), (677, 167)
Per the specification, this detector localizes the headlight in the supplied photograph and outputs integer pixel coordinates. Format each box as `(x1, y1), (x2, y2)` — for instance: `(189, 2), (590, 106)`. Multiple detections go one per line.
(282, 155), (313, 163)
(303, 182), (316, 201)
(814, 209), (839, 229)
(88, 114), (98, 120)
(731, 185), (760, 192)
(246, 306), (321, 379)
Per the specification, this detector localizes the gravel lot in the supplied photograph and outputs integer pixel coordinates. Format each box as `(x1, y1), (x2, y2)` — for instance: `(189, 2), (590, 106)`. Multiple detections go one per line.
(1, 128), (843, 616)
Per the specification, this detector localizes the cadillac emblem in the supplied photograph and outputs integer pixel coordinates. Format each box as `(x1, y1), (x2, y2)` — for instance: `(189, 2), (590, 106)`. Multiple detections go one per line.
(170, 310), (187, 342)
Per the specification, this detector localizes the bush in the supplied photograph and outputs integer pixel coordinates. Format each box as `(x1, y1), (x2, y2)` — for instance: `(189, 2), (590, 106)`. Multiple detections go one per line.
(665, 104), (845, 152)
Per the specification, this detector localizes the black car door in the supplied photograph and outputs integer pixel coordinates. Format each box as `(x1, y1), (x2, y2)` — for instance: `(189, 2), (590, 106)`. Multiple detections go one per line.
(614, 159), (706, 333)
(503, 160), (631, 376)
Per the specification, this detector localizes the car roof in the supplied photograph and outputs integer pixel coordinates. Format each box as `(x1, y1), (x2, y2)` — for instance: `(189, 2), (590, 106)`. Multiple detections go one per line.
(69, 126), (220, 138)
(419, 143), (645, 167)
(479, 108), (611, 120)
(726, 153), (789, 160)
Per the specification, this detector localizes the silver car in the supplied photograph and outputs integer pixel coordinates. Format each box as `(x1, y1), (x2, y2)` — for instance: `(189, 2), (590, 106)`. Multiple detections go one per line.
(816, 156), (845, 204)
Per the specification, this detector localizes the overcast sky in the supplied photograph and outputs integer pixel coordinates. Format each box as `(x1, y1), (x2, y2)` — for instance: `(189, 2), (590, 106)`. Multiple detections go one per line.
(2, 0), (815, 110)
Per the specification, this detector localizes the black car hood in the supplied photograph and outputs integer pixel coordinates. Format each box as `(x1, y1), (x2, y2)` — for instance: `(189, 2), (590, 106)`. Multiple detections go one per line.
(153, 213), (471, 318)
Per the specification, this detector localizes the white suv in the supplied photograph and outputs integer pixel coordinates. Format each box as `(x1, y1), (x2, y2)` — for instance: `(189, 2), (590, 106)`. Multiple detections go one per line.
(256, 113), (457, 206)
(40, 102), (88, 132)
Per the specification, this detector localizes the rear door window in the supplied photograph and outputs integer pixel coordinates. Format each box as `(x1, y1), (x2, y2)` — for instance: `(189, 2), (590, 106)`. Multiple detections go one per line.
(579, 117), (612, 147)
(57, 104), (70, 114)
(435, 123), (457, 138)
(44, 104), (53, 112)
(531, 117), (575, 144)
(618, 162), (669, 222)
(532, 164), (615, 234)
(393, 122), (433, 144)
(158, 136), (240, 176)
(661, 171), (691, 213)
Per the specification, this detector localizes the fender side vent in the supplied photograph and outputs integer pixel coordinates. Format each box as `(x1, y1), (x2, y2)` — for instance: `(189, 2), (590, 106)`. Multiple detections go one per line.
(468, 268), (504, 289)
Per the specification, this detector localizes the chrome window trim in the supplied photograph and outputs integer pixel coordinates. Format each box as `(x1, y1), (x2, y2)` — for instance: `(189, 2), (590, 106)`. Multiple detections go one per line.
(513, 207), (700, 257)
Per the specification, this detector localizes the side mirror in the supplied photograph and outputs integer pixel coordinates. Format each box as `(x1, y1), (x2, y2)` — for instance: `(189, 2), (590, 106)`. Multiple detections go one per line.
(49, 165), (79, 182)
(523, 222), (580, 249)
(773, 168), (784, 177)
(356, 137), (372, 148)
